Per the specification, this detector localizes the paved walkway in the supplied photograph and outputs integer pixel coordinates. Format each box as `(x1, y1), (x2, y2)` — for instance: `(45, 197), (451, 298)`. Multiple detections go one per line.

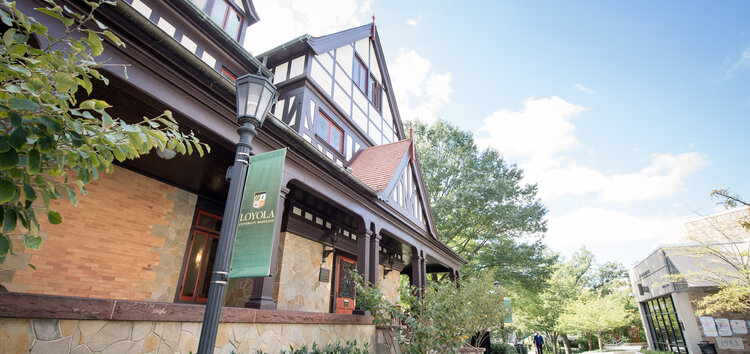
(601, 343), (645, 354)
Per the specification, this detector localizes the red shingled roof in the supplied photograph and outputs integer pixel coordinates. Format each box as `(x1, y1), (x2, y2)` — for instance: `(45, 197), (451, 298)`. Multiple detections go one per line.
(349, 139), (411, 192)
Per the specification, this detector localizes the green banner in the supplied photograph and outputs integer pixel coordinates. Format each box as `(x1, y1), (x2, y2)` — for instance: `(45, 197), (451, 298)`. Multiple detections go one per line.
(229, 148), (287, 279)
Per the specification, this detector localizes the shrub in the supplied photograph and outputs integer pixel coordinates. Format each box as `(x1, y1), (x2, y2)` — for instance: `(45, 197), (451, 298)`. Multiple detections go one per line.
(489, 342), (517, 354)
(274, 341), (370, 353)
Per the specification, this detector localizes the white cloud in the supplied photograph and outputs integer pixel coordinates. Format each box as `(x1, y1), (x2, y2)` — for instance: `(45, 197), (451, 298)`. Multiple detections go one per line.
(406, 14), (423, 27)
(546, 207), (684, 249)
(536, 153), (709, 203)
(390, 50), (453, 123)
(475, 96), (585, 172)
(546, 207), (689, 266)
(573, 83), (595, 95)
(244, 0), (372, 54)
(723, 44), (750, 79)
(474, 96), (709, 204)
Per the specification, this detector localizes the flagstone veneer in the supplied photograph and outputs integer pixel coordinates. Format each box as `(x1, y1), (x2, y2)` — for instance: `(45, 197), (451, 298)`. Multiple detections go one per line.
(276, 232), (333, 312)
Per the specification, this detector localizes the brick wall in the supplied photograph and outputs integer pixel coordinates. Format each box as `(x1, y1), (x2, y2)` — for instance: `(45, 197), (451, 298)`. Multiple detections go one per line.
(688, 289), (750, 351)
(1, 166), (196, 302)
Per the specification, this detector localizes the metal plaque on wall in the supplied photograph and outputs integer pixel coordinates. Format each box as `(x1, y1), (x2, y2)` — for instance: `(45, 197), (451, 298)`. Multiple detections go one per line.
(319, 268), (331, 282)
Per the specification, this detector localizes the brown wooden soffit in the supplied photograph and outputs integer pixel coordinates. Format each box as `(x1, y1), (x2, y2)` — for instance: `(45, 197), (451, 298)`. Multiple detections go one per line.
(0, 292), (373, 325)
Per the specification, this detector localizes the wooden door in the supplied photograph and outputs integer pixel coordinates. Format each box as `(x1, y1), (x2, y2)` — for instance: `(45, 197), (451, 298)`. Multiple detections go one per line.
(335, 255), (357, 314)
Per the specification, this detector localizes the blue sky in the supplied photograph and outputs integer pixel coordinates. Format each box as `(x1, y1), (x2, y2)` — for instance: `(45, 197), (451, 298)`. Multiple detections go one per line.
(246, 1), (750, 266)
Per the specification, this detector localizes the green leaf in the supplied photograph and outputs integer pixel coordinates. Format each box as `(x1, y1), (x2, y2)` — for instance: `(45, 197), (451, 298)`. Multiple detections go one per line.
(3, 28), (16, 47)
(27, 263), (36, 270)
(8, 127), (28, 149)
(101, 30), (123, 47)
(53, 72), (77, 92)
(0, 180), (16, 203)
(6, 64), (30, 76)
(0, 149), (19, 169)
(0, 136), (9, 153)
(39, 116), (63, 133)
(27, 149), (40, 173)
(8, 97), (40, 111)
(23, 234), (42, 249)
(23, 183), (37, 201)
(87, 31), (103, 56)
(0, 235), (9, 256)
(3, 209), (17, 232)
(37, 136), (54, 152)
(0, 9), (13, 26)
(47, 210), (62, 225)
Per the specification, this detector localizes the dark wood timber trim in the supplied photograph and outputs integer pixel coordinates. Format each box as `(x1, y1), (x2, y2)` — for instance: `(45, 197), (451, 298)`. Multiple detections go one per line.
(0, 292), (372, 325)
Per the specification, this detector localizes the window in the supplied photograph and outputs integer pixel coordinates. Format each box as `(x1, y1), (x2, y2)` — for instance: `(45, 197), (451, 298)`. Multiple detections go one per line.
(208, 0), (243, 40)
(314, 110), (343, 153)
(369, 75), (382, 112)
(179, 210), (222, 303)
(220, 67), (236, 81)
(642, 296), (687, 353)
(353, 56), (367, 94)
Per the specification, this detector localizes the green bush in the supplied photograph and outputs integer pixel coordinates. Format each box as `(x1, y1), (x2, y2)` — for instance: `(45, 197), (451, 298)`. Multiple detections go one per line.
(274, 341), (370, 353)
(489, 342), (517, 354)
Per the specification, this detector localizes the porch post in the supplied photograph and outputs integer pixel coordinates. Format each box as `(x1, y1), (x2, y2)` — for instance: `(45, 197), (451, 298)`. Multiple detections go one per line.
(353, 229), (372, 315)
(420, 250), (427, 288)
(368, 233), (381, 284)
(410, 247), (423, 295)
(245, 186), (289, 309)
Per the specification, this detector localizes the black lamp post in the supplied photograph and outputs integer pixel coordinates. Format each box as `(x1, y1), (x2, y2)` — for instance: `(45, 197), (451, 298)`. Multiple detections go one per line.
(197, 73), (276, 353)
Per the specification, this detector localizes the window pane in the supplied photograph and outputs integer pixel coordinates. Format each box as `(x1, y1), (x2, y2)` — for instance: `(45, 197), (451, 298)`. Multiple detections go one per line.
(330, 126), (342, 152)
(181, 232), (207, 298)
(224, 7), (242, 39)
(210, 0), (229, 27)
(198, 236), (220, 299)
(315, 112), (329, 138)
(197, 212), (222, 232)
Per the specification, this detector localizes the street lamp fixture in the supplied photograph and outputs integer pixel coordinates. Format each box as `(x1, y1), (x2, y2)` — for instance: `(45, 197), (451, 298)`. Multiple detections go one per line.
(197, 72), (276, 353)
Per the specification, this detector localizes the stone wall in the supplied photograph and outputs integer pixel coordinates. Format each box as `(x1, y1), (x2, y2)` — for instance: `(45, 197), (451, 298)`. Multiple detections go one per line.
(0, 317), (375, 353)
(276, 232), (333, 312)
(0, 166), (197, 302)
(378, 266), (401, 305)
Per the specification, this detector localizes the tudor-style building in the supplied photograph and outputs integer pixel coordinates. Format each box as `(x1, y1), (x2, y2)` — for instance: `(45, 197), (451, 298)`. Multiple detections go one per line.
(0, 0), (464, 352)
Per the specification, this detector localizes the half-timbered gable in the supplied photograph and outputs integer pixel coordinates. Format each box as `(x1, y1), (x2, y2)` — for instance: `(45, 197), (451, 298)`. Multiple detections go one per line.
(263, 23), (405, 168)
(349, 139), (440, 241)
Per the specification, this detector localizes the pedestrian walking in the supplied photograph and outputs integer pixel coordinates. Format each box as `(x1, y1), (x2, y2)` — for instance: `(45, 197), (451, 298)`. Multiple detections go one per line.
(533, 332), (544, 354)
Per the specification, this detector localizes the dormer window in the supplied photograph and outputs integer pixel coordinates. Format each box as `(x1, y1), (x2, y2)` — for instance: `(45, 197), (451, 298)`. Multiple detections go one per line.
(353, 56), (368, 94)
(190, 0), (243, 40)
(369, 75), (382, 112)
(314, 110), (343, 153)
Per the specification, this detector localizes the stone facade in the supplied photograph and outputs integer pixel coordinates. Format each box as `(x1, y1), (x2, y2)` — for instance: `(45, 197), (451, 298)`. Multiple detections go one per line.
(0, 317), (374, 353)
(378, 267), (401, 305)
(224, 278), (255, 308)
(276, 232), (333, 312)
(1, 167), (196, 302)
(687, 290), (750, 351)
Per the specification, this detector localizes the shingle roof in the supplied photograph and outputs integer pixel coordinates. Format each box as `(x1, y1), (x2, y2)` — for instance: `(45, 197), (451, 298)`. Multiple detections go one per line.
(349, 139), (411, 192)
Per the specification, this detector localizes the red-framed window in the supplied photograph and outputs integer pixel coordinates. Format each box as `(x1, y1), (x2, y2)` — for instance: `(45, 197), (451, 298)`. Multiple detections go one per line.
(314, 110), (343, 153)
(208, 0), (243, 40)
(353, 56), (368, 94)
(369, 75), (382, 112)
(178, 210), (223, 303)
(220, 67), (236, 81)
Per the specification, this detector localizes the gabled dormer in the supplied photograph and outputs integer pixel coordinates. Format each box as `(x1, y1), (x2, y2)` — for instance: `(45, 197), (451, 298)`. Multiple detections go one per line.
(262, 23), (405, 168)
(348, 139), (440, 240)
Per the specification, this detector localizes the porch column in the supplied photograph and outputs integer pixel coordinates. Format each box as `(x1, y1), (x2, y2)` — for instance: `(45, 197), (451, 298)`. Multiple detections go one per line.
(420, 251), (428, 287)
(449, 268), (456, 282)
(353, 229), (372, 315)
(410, 247), (423, 295)
(368, 233), (381, 284)
(245, 186), (289, 309)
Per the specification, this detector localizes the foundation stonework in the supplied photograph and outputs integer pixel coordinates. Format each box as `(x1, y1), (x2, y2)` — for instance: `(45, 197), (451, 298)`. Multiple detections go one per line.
(0, 317), (375, 353)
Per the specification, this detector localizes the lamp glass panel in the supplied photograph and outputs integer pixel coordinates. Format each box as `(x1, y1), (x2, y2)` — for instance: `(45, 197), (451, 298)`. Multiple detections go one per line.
(256, 86), (273, 120)
(236, 80), (249, 117)
(245, 82), (262, 117)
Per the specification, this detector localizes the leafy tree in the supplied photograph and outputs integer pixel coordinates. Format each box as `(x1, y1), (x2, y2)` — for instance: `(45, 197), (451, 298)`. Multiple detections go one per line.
(664, 189), (750, 315)
(411, 119), (552, 291)
(0, 0), (209, 263)
(558, 291), (632, 350)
